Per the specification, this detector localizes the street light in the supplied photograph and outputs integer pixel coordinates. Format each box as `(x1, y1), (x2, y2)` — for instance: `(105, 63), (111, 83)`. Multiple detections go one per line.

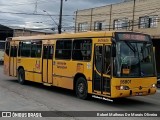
(43, 10), (58, 30)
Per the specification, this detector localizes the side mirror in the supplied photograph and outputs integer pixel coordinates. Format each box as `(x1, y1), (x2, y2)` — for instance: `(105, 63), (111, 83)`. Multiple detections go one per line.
(112, 45), (116, 57)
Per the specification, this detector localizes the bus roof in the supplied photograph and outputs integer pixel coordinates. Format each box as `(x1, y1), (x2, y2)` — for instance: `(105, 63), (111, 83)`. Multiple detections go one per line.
(10, 31), (115, 41)
(9, 31), (147, 41)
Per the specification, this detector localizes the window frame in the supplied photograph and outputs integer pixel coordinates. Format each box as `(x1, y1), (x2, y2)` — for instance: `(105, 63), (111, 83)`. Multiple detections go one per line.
(55, 39), (72, 60)
(78, 22), (88, 32)
(94, 21), (105, 31)
(139, 15), (158, 28)
(18, 40), (32, 58)
(72, 39), (92, 61)
(31, 41), (42, 58)
(113, 18), (129, 30)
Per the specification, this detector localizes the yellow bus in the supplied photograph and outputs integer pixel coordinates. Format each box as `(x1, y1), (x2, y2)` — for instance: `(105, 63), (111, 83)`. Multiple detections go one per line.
(4, 31), (157, 99)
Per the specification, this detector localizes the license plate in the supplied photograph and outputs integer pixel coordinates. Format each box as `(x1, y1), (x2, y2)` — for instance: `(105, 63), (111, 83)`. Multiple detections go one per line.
(136, 92), (143, 96)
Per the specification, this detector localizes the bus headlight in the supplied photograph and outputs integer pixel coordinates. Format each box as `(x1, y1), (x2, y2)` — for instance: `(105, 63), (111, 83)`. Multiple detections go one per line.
(151, 84), (156, 88)
(116, 86), (130, 90)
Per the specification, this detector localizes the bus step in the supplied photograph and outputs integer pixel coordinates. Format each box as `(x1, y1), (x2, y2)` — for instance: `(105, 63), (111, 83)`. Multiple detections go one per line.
(43, 83), (52, 86)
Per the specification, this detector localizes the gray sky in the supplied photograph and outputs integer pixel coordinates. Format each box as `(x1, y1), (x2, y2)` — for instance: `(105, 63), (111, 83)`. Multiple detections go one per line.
(0, 0), (123, 32)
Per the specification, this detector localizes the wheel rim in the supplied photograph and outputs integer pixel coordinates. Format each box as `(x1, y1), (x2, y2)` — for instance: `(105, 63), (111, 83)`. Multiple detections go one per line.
(78, 83), (84, 93)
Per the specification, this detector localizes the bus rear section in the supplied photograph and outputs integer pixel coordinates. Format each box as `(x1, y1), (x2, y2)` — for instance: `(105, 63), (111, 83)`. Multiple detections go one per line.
(4, 38), (18, 77)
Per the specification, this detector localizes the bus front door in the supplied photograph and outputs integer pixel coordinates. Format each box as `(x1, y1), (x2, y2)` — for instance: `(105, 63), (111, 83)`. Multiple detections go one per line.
(9, 45), (17, 77)
(93, 44), (111, 96)
(42, 45), (54, 84)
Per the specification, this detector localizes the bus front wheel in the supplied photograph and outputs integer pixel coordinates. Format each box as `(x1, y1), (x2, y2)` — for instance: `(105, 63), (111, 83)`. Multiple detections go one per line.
(75, 77), (88, 99)
(18, 68), (25, 85)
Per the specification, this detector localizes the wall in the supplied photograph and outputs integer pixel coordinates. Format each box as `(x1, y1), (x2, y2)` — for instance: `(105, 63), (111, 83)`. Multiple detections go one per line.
(75, 0), (160, 37)
(13, 29), (48, 37)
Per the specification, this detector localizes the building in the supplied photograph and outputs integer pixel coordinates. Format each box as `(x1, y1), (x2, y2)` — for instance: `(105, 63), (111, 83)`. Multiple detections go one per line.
(0, 24), (53, 41)
(75, 0), (160, 73)
(75, 0), (160, 35)
(0, 24), (54, 64)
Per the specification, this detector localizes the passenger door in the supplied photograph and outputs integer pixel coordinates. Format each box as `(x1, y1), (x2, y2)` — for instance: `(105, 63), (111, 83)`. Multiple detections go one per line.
(93, 44), (111, 95)
(42, 45), (54, 84)
(9, 45), (17, 76)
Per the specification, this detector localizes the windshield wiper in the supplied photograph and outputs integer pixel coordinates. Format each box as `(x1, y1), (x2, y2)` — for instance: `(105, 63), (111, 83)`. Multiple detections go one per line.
(124, 41), (137, 53)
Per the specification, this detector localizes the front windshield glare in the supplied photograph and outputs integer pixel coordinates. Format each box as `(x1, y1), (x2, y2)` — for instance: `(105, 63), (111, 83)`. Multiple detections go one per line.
(114, 41), (155, 77)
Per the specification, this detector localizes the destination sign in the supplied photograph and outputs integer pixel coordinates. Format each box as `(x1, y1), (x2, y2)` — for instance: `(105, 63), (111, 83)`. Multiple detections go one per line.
(116, 33), (150, 41)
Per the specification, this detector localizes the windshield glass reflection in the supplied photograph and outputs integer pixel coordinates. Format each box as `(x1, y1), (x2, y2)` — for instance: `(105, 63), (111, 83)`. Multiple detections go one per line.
(114, 41), (155, 77)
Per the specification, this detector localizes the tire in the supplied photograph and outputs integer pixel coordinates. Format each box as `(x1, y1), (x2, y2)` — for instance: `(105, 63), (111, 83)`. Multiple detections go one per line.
(75, 77), (88, 99)
(18, 68), (25, 85)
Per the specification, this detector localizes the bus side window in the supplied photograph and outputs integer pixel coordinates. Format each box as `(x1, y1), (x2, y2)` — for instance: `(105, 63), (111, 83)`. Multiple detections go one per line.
(21, 41), (31, 57)
(55, 40), (72, 60)
(72, 39), (92, 61)
(31, 41), (42, 58)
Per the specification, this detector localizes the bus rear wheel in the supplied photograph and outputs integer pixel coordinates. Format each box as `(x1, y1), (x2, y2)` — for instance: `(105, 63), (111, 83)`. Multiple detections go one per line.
(75, 77), (88, 99)
(18, 68), (25, 85)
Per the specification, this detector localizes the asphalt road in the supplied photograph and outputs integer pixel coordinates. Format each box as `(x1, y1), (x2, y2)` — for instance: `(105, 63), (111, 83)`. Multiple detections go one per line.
(0, 65), (159, 120)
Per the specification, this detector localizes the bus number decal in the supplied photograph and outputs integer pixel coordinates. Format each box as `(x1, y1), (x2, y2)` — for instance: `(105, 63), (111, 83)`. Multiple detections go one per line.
(98, 38), (109, 42)
(120, 80), (131, 84)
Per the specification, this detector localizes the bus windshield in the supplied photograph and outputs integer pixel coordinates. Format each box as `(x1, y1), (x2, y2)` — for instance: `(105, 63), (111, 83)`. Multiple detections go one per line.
(114, 41), (156, 77)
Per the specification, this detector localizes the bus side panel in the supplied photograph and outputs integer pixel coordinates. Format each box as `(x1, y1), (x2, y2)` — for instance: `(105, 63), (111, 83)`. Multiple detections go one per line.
(4, 53), (10, 76)
(53, 60), (93, 91)
(53, 76), (73, 90)
(33, 59), (42, 83)
(33, 73), (42, 83)
(25, 71), (34, 81)
(17, 58), (41, 82)
(53, 60), (76, 90)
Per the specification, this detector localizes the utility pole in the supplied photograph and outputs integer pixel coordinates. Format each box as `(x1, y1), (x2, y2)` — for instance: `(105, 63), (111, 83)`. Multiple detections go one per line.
(90, 8), (93, 31)
(58, 0), (63, 34)
(132, 0), (136, 31)
(74, 10), (78, 33)
(34, 0), (38, 14)
(109, 4), (112, 31)
(58, 0), (67, 34)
